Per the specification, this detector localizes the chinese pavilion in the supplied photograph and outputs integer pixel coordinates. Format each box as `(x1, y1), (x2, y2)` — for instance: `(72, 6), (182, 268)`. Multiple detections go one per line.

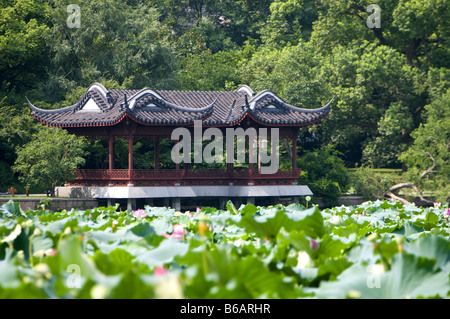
(28, 83), (333, 210)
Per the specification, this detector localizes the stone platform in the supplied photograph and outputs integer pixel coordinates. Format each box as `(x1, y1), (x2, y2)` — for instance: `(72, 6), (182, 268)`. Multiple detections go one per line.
(55, 185), (313, 210)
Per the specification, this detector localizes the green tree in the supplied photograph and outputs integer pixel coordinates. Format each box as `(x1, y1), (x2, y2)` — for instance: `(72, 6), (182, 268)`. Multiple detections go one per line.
(310, 0), (450, 69)
(243, 40), (423, 167)
(298, 147), (350, 207)
(391, 0), (450, 68)
(247, 41), (327, 108)
(176, 50), (244, 91)
(399, 89), (450, 202)
(350, 166), (403, 201)
(13, 127), (87, 196)
(42, 0), (178, 102)
(82, 139), (107, 170)
(317, 42), (423, 166)
(259, 0), (318, 47)
(0, 108), (40, 192)
(0, 0), (50, 105)
(362, 101), (415, 168)
(156, 0), (273, 51)
(310, 0), (377, 53)
(0, 108), (39, 165)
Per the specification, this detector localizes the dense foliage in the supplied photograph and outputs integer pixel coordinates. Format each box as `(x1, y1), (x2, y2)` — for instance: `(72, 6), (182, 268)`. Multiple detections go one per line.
(298, 147), (350, 206)
(0, 200), (449, 299)
(1, 0), (449, 199)
(350, 167), (403, 201)
(12, 127), (87, 196)
(400, 89), (450, 202)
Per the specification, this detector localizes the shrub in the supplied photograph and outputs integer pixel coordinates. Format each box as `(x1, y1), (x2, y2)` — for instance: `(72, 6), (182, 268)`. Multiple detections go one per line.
(13, 127), (87, 196)
(350, 166), (403, 201)
(298, 146), (350, 207)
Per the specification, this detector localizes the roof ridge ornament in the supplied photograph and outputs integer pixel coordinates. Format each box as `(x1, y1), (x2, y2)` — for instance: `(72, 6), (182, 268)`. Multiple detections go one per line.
(127, 88), (217, 113)
(236, 85), (255, 97)
(26, 96), (78, 114)
(87, 83), (109, 99)
(249, 91), (335, 114)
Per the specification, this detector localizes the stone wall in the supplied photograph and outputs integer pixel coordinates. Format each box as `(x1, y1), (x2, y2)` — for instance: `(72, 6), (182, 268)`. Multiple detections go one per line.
(315, 196), (367, 208)
(0, 198), (98, 211)
(2, 195), (433, 212)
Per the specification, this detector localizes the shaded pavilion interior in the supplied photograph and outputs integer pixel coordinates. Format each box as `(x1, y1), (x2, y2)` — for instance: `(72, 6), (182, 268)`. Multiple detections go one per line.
(28, 83), (333, 210)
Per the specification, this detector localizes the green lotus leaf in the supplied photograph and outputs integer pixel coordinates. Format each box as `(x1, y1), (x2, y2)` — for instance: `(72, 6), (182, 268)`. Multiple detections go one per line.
(405, 235), (450, 272)
(135, 238), (189, 268)
(316, 252), (450, 299)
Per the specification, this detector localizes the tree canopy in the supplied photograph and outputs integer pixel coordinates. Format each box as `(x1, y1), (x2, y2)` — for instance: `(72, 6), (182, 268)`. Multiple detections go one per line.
(13, 127), (87, 195)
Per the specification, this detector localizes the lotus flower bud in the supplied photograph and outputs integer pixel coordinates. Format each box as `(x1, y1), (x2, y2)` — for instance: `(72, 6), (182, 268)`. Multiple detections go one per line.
(310, 238), (319, 251)
(444, 208), (450, 217)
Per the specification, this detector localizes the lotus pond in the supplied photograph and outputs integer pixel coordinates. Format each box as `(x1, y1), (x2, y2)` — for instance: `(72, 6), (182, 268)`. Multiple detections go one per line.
(0, 199), (449, 299)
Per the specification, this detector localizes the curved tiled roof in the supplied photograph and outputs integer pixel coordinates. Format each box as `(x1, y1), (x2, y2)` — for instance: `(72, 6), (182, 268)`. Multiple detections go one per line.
(247, 90), (334, 126)
(28, 83), (333, 127)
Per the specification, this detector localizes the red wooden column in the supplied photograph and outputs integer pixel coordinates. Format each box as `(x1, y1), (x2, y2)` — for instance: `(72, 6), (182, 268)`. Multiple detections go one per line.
(257, 137), (263, 172)
(154, 137), (160, 170)
(174, 139), (180, 170)
(227, 134), (234, 181)
(249, 139), (254, 174)
(128, 134), (134, 184)
(174, 138), (181, 186)
(248, 135), (255, 184)
(292, 129), (298, 170)
(108, 135), (114, 170)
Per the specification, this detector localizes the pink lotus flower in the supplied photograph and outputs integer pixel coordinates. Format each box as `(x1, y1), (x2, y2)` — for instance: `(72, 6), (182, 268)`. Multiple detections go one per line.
(310, 239), (319, 251)
(132, 209), (147, 218)
(189, 212), (194, 218)
(154, 266), (167, 277)
(196, 207), (202, 213)
(434, 202), (441, 208)
(444, 208), (450, 217)
(362, 211), (366, 215)
(161, 225), (186, 240)
(171, 224), (186, 240)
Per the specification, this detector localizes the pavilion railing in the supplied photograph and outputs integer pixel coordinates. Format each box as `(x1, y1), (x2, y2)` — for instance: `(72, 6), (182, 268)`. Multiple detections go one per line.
(72, 168), (301, 186)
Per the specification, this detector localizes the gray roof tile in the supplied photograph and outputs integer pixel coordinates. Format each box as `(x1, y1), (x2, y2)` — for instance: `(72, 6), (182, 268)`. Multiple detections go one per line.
(28, 83), (333, 128)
